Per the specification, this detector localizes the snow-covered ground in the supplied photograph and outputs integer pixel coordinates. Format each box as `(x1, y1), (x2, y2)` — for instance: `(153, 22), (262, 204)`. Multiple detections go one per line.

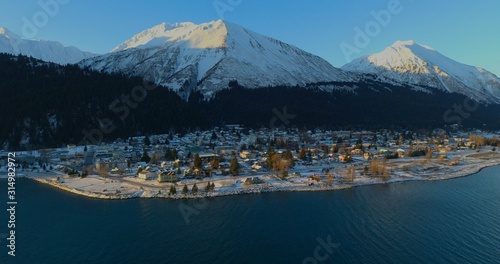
(11, 151), (500, 200)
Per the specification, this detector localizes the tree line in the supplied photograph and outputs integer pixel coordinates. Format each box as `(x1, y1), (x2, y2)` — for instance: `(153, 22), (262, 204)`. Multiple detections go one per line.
(2, 53), (500, 150)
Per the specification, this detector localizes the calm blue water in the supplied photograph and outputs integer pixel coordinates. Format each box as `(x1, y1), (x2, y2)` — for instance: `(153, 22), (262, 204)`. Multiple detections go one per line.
(1, 166), (499, 264)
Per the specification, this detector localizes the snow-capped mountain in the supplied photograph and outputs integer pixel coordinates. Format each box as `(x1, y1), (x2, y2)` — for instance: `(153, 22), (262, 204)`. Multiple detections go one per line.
(110, 22), (199, 52)
(80, 20), (350, 98)
(342, 40), (500, 103)
(0, 27), (97, 65)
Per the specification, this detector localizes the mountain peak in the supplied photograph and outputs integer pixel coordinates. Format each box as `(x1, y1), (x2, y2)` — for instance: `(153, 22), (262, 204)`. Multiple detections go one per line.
(0, 26), (97, 64)
(389, 40), (434, 51)
(110, 20), (229, 52)
(342, 40), (444, 74)
(393, 40), (416, 46)
(0, 27), (20, 39)
(151, 21), (196, 32)
(342, 41), (500, 103)
(84, 20), (348, 98)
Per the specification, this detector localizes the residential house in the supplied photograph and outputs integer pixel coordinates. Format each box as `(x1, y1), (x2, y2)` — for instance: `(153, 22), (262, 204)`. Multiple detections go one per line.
(158, 171), (178, 183)
(138, 171), (156, 180)
(240, 151), (257, 159)
(243, 177), (264, 185)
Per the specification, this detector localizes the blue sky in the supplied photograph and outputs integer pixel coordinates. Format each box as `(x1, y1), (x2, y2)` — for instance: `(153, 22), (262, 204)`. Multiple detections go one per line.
(1, 0), (499, 75)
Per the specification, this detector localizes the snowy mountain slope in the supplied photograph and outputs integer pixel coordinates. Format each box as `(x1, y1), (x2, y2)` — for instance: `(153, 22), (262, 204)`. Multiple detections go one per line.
(80, 20), (351, 98)
(0, 27), (97, 65)
(111, 22), (200, 52)
(342, 40), (500, 103)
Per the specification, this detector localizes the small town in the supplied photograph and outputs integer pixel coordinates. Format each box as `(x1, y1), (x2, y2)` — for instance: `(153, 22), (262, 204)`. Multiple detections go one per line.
(1, 125), (500, 199)
(2, 2), (499, 263)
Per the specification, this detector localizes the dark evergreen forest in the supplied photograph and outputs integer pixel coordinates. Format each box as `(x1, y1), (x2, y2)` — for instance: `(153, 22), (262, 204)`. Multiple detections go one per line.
(1, 53), (499, 150)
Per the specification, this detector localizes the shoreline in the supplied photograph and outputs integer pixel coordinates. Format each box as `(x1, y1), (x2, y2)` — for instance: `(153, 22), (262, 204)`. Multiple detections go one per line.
(23, 158), (500, 200)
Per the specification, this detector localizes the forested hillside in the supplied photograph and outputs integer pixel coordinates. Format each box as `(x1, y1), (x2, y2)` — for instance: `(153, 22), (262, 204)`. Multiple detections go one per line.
(1, 53), (499, 150)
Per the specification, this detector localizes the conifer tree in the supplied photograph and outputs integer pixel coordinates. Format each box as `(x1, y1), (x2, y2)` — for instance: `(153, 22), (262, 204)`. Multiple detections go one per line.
(169, 185), (177, 195)
(194, 153), (202, 169)
(141, 149), (151, 163)
(299, 148), (306, 160)
(267, 147), (276, 168)
(144, 135), (151, 146)
(205, 182), (211, 191)
(230, 157), (240, 176)
(210, 155), (220, 169)
(284, 149), (295, 167)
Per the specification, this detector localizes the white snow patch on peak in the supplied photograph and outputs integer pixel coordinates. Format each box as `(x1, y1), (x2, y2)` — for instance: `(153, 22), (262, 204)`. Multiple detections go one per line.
(0, 26), (98, 64)
(0, 27), (8, 34)
(0, 27), (21, 40)
(0, 27), (11, 35)
(342, 40), (500, 103)
(111, 20), (229, 52)
(393, 40), (416, 46)
(83, 20), (349, 98)
(390, 40), (434, 51)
